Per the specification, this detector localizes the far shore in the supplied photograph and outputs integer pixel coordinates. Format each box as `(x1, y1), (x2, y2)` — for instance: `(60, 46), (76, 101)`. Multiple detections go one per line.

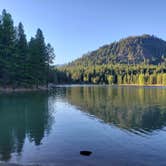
(0, 84), (166, 92)
(54, 84), (166, 87)
(118, 84), (166, 87)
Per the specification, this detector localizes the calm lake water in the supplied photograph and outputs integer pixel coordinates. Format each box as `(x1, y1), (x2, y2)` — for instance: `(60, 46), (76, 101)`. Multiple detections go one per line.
(0, 86), (166, 166)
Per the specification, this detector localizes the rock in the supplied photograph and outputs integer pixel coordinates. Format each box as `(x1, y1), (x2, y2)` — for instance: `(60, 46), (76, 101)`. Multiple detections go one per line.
(80, 151), (92, 156)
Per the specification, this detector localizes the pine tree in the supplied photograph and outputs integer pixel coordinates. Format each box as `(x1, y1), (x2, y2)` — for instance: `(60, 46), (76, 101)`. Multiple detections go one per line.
(35, 29), (47, 86)
(0, 9), (16, 87)
(0, 15), (3, 83)
(46, 43), (55, 85)
(15, 22), (28, 86)
(28, 29), (48, 87)
(27, 37), (37, 86)
(0, 9), (55, 88)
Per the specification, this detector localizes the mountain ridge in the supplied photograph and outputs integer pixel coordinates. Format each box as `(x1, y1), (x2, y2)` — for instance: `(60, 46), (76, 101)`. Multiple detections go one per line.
(67, 34), (166, 66)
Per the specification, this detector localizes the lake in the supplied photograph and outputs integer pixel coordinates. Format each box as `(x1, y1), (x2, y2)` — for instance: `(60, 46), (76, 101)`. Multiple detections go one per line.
(0, 86), (166, 166)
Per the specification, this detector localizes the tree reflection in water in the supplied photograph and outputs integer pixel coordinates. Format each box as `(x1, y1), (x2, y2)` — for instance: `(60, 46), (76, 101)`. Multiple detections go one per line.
(0, 92), (53, 161)
(65, 86), (166, 134)
(0, 86), (166, 162)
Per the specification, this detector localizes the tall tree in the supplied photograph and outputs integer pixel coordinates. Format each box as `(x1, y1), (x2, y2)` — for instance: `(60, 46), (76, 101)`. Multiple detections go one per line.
(0, 9), (55, 88)
(15, 22), (28, 86)
(0, 14), (3, 82)
(34, 29), (47, 86)
(46, 43), (55, 85)
(27, 37), (37, 86)
(46, 43), (55, 65)
(28, 29), (47, 87)
(0, 9), (16, 86)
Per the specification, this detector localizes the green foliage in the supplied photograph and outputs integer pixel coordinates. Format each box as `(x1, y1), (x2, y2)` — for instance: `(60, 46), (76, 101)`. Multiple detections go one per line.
(0, 9), (55, 88)
(107, 75), (114, 84)
(162, 74), (166, 85)
(0, 9), (16, 86)
(55, 34), (166, 86)
(15, 22), (28, 86)
(138, 74), (145, 85)
(57, 64), (166, 85)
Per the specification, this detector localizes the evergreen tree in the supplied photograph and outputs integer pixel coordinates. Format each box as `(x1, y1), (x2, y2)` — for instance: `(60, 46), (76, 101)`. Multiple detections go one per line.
(0, 14), (3, 82)
(0, 9), (55, 88)
(28, 29), (48, 87)
(15, 22), (28, 86)
(35, 29), (47, 86)
(0, 9), (16, 86)
(46, 43), (55, 85)
(27, 37), (38, 86)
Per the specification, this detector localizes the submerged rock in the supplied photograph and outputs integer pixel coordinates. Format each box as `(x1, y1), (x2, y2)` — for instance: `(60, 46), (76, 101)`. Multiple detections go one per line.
(80, 151), (92, 156)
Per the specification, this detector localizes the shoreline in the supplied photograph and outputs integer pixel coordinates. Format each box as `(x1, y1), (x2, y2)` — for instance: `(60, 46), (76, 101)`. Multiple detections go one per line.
(0, 84), (166, 92)
(118, 84), (166, 87)
(0, 86), (49, 92)
(54, 84), (166, 87)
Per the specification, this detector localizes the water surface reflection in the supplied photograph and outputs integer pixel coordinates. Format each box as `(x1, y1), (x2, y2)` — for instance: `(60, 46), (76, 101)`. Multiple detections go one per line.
(65, 86), (166, 134)
(0, 86), (166, 165)
(0, 92), (52, 161)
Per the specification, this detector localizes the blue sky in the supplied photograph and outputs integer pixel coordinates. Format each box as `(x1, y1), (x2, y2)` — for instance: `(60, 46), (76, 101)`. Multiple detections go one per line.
(1, 0), (166, 64)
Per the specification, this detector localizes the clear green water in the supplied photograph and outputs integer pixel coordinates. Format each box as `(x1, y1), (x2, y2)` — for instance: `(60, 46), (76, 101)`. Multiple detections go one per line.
(0, 86), (166, 166)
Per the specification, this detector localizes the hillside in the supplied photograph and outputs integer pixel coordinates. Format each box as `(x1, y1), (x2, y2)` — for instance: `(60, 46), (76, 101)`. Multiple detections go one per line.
(68, 34), (166, 66)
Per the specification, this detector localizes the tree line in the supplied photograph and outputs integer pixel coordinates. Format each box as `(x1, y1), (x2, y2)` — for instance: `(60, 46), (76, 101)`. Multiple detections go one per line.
(57, 64), (166, 85)
(0, 9), (55, 88)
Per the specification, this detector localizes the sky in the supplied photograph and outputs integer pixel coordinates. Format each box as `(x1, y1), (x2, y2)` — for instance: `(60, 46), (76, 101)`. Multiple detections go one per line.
(1, 0), (166, 64)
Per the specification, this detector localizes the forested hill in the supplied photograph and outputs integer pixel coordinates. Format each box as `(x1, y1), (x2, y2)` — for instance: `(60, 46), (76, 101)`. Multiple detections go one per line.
(68, 35), (166, 66)
(57, 35), (166, 85)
